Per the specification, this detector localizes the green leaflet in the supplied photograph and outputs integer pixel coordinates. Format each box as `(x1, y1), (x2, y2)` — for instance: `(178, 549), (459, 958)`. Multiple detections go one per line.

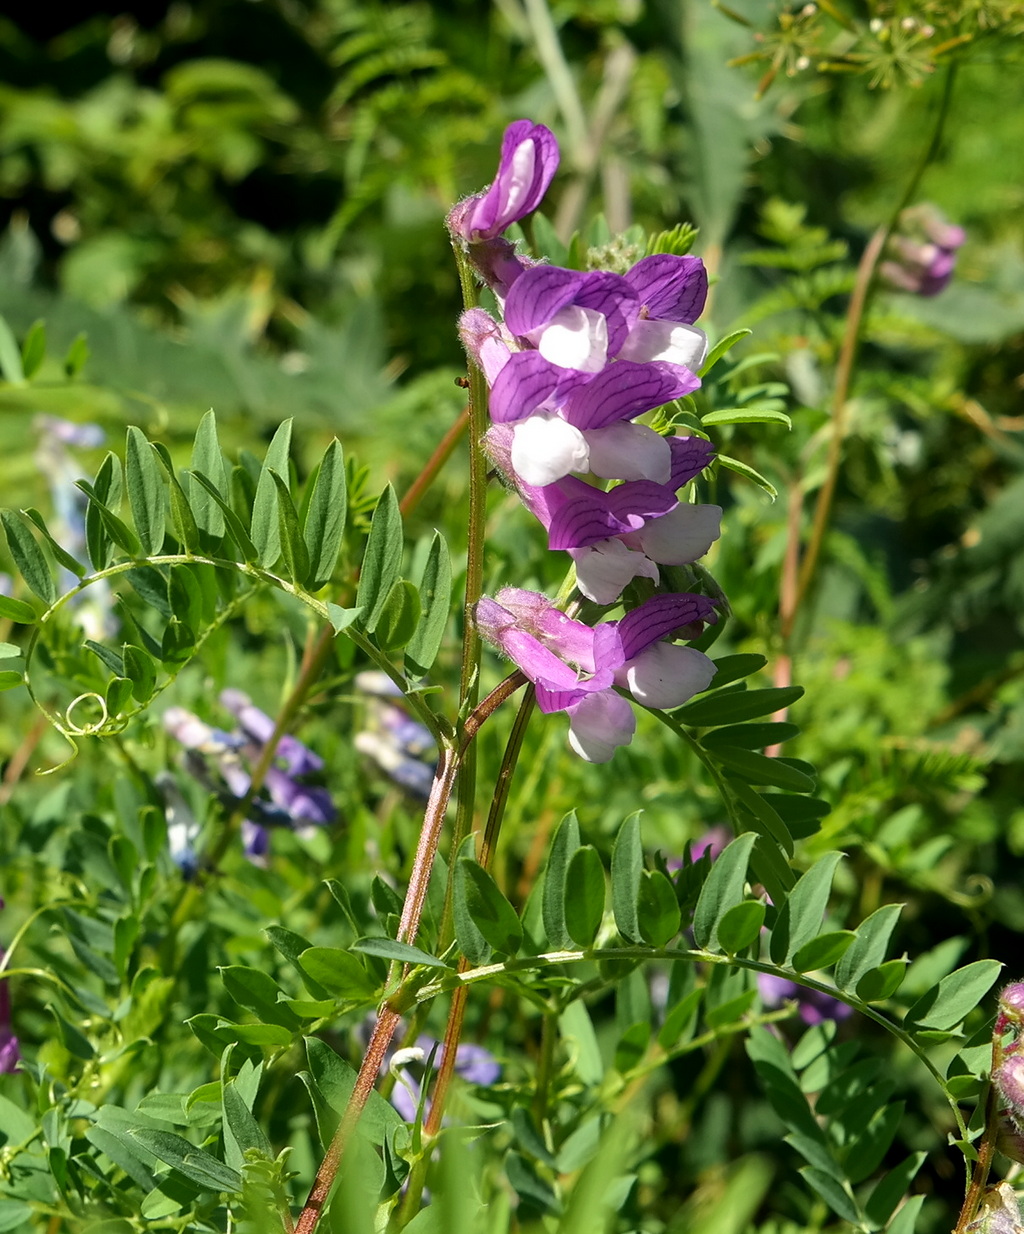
(692, 833), (756, 952)
(302, 438), (347, 590)
(542, 811), (581, 950)
(356, 484), (404, 633)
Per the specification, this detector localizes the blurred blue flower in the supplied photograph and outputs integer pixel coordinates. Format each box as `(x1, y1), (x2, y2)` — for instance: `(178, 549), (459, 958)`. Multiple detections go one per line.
(388, 1035), (501, 1123)
(354, 674), (437, 800)
(34, 415), (114, 638)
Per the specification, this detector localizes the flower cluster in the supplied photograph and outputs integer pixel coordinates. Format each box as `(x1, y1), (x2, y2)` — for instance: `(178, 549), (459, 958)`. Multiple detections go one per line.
(162, 691), (335, 867)
(451, 121), (723, 760)
(879, 203), (965, 297)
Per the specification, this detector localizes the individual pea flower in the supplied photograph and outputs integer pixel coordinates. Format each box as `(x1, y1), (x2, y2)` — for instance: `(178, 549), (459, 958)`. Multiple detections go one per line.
(449, 120), (559, 245)
(388, 1036), (501, 1124)
(757, 972), (852, 1026)
(477, 589), (717, 762)
(879, 203), (965, 297)
(996, 981), (1024, 1040)
(487, 424), (721, 604)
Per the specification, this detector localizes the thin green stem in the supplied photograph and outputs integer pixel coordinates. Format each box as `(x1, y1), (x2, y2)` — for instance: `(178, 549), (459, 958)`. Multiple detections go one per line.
(786, 63), (957, 633)
(409, 943), (968, 1141)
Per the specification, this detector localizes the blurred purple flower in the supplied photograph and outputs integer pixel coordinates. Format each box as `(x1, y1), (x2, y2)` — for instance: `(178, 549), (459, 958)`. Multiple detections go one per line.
(757, 972), (852, 1026)
(388, 1036), (501, 1124)
(691, 825), (732, 862)
(0, 932), (20, 1074)
(161, 695), (336, 866)
(880, 203), (965, 297)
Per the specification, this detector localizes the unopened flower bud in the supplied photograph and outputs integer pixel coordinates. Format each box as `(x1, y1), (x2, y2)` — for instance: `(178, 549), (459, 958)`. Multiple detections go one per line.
(995, 1055), (1024, 1126)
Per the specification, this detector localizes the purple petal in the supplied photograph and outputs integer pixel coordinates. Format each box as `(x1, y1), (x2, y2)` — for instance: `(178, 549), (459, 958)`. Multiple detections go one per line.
(624, 255), (708, 323)
(535, 684), (589, 713)
(575, 272), (637, 356)
(614, 593), (717, 662)
(604, 480), (679, 524)
(668, 435), (716, 489)
(454, 1043), (502, 1085)
(546, 491), (640, 550)
(504, 267), (589, 337)
(488, 351), (590, 424)
(462, 121), (560, 241)
(563, 361), (700, 431)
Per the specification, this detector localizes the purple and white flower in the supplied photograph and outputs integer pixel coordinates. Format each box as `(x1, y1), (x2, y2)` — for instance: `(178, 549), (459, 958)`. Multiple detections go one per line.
(487, 426), (721, 604)
(477, 589), (717, 761)
(450, 120), (560, 245)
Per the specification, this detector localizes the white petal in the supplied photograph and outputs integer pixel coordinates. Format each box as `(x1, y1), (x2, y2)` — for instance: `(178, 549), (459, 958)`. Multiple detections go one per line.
(511, 414), (590, 486)
(636, 503), (722, 564)
(585, 421), (672, 484)
(566, 690), (636, 762)
(503, 139), (538, 217)
(534, 306), (608, 373)
(572, 540), (659, 605)
(618, 643), (716, 710)
(617, 319), (709, 371)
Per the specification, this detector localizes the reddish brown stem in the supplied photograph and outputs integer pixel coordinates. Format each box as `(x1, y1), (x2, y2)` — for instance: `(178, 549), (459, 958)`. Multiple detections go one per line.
(399, 406), (470, 519)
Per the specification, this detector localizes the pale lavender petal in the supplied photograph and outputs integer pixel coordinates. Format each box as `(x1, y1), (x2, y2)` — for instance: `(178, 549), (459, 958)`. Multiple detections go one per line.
(634, 503), (722, 565)
(567, 690), (636, 762)
(624, 254), (708, 323)
(572, 541), (660, 604)
(614, 594), (717, 662)
(563, 361), (700, 431)
(586, 422), (672, 484)
(668, 436), (716, 489)
(617, 319), (708, 371)
(511, 415), (590, 486)
(535, 306), (608, 372)
(617, 642), (715, 709)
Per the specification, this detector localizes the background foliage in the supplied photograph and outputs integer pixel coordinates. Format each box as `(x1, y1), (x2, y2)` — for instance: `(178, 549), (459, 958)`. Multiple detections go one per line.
(1, 1), (1023, 1232)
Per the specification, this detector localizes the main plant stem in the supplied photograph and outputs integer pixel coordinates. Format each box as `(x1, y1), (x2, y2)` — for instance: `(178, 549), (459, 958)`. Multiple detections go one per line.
(395, 687), (536, 1227)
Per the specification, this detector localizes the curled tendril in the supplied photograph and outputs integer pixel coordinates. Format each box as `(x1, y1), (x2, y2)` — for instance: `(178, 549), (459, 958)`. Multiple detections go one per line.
(947, 873), (995, 910)
(63, 692), (110, 736)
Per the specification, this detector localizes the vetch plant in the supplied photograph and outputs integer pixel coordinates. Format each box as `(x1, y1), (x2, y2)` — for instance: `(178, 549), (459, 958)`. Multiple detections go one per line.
(0, 115), (1013, 1234)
